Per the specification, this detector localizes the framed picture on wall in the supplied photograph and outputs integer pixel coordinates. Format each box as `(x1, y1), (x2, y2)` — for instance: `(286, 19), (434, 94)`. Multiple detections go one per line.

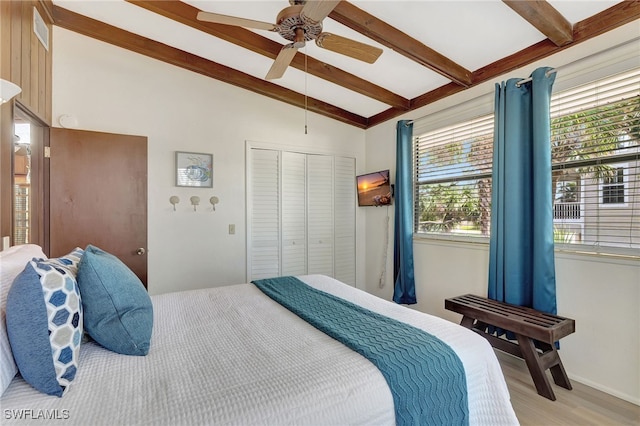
(175, 151), (213, 188)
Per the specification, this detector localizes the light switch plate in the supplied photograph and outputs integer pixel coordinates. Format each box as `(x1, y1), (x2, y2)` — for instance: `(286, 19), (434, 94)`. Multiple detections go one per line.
(229, 224), (235, 235)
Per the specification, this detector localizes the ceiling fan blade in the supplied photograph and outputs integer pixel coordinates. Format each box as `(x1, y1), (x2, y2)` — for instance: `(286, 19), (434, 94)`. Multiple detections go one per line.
(196, 11), (277, 31)
(316, 33), (382, 64)
(301, 0), (341, 23)
(266, 44), (299, 80)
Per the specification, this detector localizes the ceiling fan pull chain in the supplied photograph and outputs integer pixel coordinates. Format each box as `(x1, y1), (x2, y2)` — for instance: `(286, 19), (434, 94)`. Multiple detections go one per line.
(304, 47), (308, 135)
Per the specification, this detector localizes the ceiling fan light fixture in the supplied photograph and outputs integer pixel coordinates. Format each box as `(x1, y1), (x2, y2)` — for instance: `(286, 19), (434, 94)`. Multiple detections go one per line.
(276, 5), (322, 44)
(293, 28), (306, 48)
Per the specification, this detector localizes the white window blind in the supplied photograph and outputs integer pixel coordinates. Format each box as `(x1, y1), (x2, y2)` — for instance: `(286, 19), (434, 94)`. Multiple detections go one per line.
(414, 68), (640, 255)
(414, 114), (494, 238)
(550, 69), (639, 253)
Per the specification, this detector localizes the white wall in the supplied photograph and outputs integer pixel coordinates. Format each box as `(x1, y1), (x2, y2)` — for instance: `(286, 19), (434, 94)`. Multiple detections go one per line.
(363, 22), (640, 404)
(51, 27), (367, 295)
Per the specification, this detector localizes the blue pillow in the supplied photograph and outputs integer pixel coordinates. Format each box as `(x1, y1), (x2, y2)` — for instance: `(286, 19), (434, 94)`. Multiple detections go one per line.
(6, 248), (84, 397)
(77, 245), (152, 356)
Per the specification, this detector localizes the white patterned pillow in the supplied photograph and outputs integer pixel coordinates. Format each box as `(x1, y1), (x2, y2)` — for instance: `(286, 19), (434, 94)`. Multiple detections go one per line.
(6, 248), (84, 397)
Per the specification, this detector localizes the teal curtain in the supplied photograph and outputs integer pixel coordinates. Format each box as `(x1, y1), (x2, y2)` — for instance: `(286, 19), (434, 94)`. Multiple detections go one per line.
(488, 67), (557, 315)
(393, 120), (416, 305)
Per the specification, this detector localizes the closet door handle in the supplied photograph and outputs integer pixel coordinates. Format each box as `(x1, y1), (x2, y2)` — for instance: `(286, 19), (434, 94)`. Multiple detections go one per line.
(136, 247), (146, 256)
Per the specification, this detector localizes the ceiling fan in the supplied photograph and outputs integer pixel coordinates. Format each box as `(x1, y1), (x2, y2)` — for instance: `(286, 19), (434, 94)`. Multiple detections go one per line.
(197, 0), (383, 80)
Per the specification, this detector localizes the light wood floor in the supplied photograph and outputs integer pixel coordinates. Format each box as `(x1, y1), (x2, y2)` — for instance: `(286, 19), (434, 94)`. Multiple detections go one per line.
(496, 350), (640, 425)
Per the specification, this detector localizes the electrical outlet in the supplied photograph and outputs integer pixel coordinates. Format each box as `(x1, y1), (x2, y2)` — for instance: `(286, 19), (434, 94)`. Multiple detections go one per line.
(229, 224), (235, 235)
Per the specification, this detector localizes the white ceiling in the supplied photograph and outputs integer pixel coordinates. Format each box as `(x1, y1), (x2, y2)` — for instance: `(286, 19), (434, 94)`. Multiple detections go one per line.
(52, 0), (624, 120)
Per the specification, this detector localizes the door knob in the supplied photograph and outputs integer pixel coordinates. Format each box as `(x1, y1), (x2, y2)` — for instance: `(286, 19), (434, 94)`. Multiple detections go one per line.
(136, 248), (146, 256)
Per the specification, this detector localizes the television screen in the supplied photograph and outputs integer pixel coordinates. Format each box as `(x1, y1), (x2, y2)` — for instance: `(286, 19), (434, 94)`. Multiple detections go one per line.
(356, 170), (392, 206)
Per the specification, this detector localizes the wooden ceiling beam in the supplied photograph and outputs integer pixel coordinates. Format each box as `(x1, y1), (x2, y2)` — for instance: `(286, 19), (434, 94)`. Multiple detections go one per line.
(126, 0), (409, 111)
(51, 5), (368, 129)
(329, 1), (473, 87)
(503, 0), (573, 46)
(571, 0), (640, 42)
(368, 1), (640, 127)
(38, 0), (55, 24)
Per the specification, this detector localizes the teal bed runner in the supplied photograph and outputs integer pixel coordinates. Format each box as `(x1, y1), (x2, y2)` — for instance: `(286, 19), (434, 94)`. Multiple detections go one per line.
(252, 276), (469, 426)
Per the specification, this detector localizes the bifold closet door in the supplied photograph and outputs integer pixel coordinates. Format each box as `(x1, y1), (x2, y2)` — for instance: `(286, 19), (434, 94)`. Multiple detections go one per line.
(281, 152), (307, 276)
(248, 148), (355, 284)
(334, 157), (356, 286)
(307, 154), (334, 276)
(248, 149), (280, 280)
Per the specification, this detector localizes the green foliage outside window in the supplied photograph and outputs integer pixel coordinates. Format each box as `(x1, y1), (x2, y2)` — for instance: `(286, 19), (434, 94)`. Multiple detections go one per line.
(415, 92), (639, 245)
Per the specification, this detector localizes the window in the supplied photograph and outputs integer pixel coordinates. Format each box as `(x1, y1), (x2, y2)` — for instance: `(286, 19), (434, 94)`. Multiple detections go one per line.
(601, 167), (625, 205)
(414, 115), (493, 238)
(554, 176), (581, 221)
(414, 68), (640, 253)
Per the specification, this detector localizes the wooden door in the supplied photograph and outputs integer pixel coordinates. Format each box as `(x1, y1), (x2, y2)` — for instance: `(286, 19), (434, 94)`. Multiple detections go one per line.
(48, 128), (148, 285)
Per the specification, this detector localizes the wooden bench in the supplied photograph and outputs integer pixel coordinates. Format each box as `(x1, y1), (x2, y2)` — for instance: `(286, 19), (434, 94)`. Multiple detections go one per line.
(445, 294), (575, 401)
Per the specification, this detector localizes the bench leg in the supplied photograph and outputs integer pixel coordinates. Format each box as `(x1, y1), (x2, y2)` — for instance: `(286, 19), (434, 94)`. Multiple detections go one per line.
(473, 321), (489, 333)
(515, 334), (557, 401)
(459, 316), (490, 333)
(537, 342), (572, 390)
(459, 315), (475, 328)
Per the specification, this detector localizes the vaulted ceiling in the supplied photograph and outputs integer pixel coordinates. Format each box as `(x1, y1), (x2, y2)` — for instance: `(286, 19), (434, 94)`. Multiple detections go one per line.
(50, 1), (639, 129)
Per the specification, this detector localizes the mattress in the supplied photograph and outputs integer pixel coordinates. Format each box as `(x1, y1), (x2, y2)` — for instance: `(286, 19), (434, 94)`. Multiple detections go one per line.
(1, 274), (519, 425)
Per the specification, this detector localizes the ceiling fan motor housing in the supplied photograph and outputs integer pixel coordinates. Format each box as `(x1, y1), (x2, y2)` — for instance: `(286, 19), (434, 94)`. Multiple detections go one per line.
(276, 5), (323, 46)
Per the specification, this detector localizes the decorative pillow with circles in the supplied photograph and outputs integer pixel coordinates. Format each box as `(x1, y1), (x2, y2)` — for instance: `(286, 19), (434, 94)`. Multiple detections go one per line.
(6, 247), (84, 397)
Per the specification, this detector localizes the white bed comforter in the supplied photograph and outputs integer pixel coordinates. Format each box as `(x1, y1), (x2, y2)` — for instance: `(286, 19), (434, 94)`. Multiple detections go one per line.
(1, 275), (519, 425)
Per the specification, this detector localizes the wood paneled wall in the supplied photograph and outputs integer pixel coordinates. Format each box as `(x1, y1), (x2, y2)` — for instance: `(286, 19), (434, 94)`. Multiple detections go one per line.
(6, 0), (53, 123)
(0, 0), (53, 242)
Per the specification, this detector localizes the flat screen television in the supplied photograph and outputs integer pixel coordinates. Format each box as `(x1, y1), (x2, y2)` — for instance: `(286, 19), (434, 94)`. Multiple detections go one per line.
(356, 169), (392, 207)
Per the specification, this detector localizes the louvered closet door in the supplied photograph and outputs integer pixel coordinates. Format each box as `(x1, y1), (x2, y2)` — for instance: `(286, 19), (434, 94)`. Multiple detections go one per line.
(281, 152), (307, 276)
(334, 157), (356, 286)
(307, 154), (334, 276)
(248, 149), (280, 280)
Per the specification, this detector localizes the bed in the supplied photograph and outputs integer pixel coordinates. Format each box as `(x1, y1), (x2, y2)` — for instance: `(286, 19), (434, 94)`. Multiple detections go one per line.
(0, 244), (519, 425)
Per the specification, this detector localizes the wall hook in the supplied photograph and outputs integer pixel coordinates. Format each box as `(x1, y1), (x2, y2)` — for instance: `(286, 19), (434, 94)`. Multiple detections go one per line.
(190, 196), (200, 211)
(169, 195), (180, 211)
(209, 196), (219, 211)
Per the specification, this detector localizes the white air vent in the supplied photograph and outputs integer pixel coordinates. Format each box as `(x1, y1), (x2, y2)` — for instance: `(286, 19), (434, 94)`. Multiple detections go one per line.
(33, 7), (49, 51)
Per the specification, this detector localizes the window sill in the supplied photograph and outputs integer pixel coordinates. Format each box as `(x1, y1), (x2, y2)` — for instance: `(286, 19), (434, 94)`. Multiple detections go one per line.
(413, 233), (489, 251)
(413, 234), (640, 264)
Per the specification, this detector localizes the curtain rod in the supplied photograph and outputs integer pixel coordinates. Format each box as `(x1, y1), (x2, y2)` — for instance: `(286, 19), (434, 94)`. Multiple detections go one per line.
(515, 68), (557, 87)
(402, 67), (557, 126)
(403, 67), (557, 125)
